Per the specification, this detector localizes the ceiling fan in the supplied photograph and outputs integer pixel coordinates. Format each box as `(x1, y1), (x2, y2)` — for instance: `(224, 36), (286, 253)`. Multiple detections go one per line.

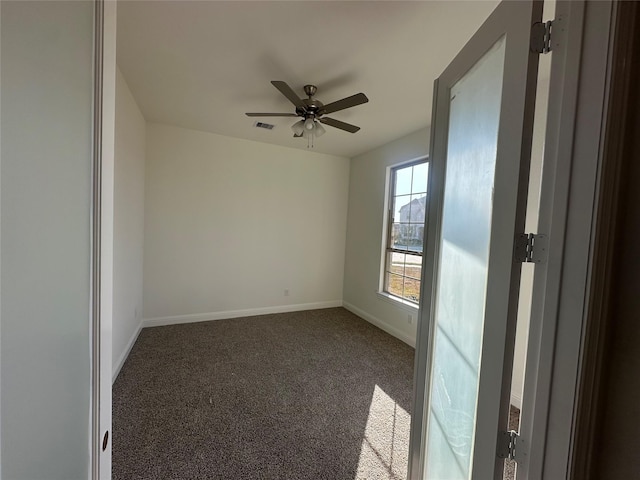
(246, 81), (369, 143)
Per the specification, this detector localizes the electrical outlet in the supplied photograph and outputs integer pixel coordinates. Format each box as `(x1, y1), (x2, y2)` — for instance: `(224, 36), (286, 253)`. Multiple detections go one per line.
(408, 314), (413, 324)
(284, 289), (290, 297)
(135, 308), (138, 319)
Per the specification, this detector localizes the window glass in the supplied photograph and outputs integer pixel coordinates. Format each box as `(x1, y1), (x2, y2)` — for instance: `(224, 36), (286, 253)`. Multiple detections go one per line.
(395, 167), (413, 196)
(383, 160), (428, 304)
(412, 162), (429, 193)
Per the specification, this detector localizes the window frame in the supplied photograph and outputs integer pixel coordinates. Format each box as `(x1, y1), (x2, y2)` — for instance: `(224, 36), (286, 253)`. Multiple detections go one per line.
(380, 157), (429, 306)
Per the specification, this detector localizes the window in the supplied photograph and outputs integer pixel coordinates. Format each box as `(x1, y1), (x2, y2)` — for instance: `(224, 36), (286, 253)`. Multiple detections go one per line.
(382, 160), (429, 304)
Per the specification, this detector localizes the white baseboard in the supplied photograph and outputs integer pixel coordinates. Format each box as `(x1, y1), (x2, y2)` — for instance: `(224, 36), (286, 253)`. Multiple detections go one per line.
(343, 301), (415, 347)
(113, 321), (142, 384)
(142, 300), (343, 328)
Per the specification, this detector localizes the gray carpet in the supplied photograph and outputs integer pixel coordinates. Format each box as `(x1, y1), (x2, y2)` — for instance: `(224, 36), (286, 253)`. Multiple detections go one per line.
(503, 405), (520, 480)
(113, 307), (415, 480)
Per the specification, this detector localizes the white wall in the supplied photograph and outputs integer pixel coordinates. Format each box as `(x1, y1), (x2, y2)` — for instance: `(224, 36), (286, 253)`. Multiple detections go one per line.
(343, 128), (430, 346)
(112, 67), (146, 380)
(143, 124), (349, 324)
(1, 2), (94, 477)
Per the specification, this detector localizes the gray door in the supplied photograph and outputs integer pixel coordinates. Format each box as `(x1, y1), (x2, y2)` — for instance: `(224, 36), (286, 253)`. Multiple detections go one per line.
(409, 2), (543, 479)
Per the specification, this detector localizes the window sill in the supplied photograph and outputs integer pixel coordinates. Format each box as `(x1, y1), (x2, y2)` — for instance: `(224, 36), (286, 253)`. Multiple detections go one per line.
(376, 291), (419, 312)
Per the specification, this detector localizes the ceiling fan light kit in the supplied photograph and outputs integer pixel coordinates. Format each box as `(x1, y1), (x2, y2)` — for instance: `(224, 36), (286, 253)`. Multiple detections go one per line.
(291, 120), (305, 136)
(246, 81), (368, 147)
(304, 118), (315, 130)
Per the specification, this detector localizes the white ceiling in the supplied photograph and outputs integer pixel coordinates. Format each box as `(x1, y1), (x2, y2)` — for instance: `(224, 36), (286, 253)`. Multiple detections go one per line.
(117, 1), (500, 158)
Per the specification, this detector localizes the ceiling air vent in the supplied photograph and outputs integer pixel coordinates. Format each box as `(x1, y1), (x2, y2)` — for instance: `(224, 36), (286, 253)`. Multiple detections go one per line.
(254, 121), (275, 130)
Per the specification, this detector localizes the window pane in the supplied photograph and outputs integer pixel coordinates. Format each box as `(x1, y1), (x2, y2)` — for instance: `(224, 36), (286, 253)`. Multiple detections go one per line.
(393, 194), (412, 223)
(412, 162), (429, 194)
(404, 253), (422, 280)
(404, 225), (424, 253)
(391, 223), (409, 251)
(409, 193), (427, 224)
(398, 223), (424, 252)
(395, 166), (413, 196)
(403, 277), (421, 303)
(386, 272), (404, 298)
(387, 251), (406, 275)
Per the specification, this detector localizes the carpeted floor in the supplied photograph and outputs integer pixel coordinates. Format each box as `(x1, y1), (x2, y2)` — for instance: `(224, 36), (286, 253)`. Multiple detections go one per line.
(503, 405), (520, 479)
(113, 307), (521, 480)
(113, 307), (415, 480)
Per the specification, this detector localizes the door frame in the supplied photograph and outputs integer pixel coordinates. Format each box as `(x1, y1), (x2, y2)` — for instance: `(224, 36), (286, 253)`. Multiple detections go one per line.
(569, 2), (640, 477)
(91, 0), (117, 479)
(90, 0), (104, 477)
(90, 1), (620, 479)
(519, 0), (617, 478)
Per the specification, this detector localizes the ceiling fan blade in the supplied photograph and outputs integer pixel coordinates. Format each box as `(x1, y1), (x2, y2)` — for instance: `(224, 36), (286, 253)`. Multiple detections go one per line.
(271, 81), (305, 109)
(319, 117), (361, 133)
(293, 133), (303, 138)
(245, 113), (298, 117)
(320, 93), (368, 115)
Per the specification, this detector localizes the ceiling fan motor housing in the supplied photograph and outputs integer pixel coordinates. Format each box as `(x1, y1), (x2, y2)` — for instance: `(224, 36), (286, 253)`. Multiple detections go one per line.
(299, 98), (324, 119)
(303, 84), (317, 97)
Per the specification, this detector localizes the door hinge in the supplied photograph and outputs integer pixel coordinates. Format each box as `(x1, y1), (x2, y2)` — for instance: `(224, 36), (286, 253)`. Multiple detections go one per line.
(531, 20), (553, 54)
(514, 233), (548, 264)
(497, 430), (520, 462)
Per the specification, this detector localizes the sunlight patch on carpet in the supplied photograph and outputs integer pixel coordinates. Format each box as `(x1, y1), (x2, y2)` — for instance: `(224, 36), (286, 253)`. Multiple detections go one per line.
(356, 384), (411, 480)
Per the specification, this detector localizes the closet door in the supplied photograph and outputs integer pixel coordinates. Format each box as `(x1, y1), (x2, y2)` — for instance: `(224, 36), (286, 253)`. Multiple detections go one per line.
(1, 1), (97, 478)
